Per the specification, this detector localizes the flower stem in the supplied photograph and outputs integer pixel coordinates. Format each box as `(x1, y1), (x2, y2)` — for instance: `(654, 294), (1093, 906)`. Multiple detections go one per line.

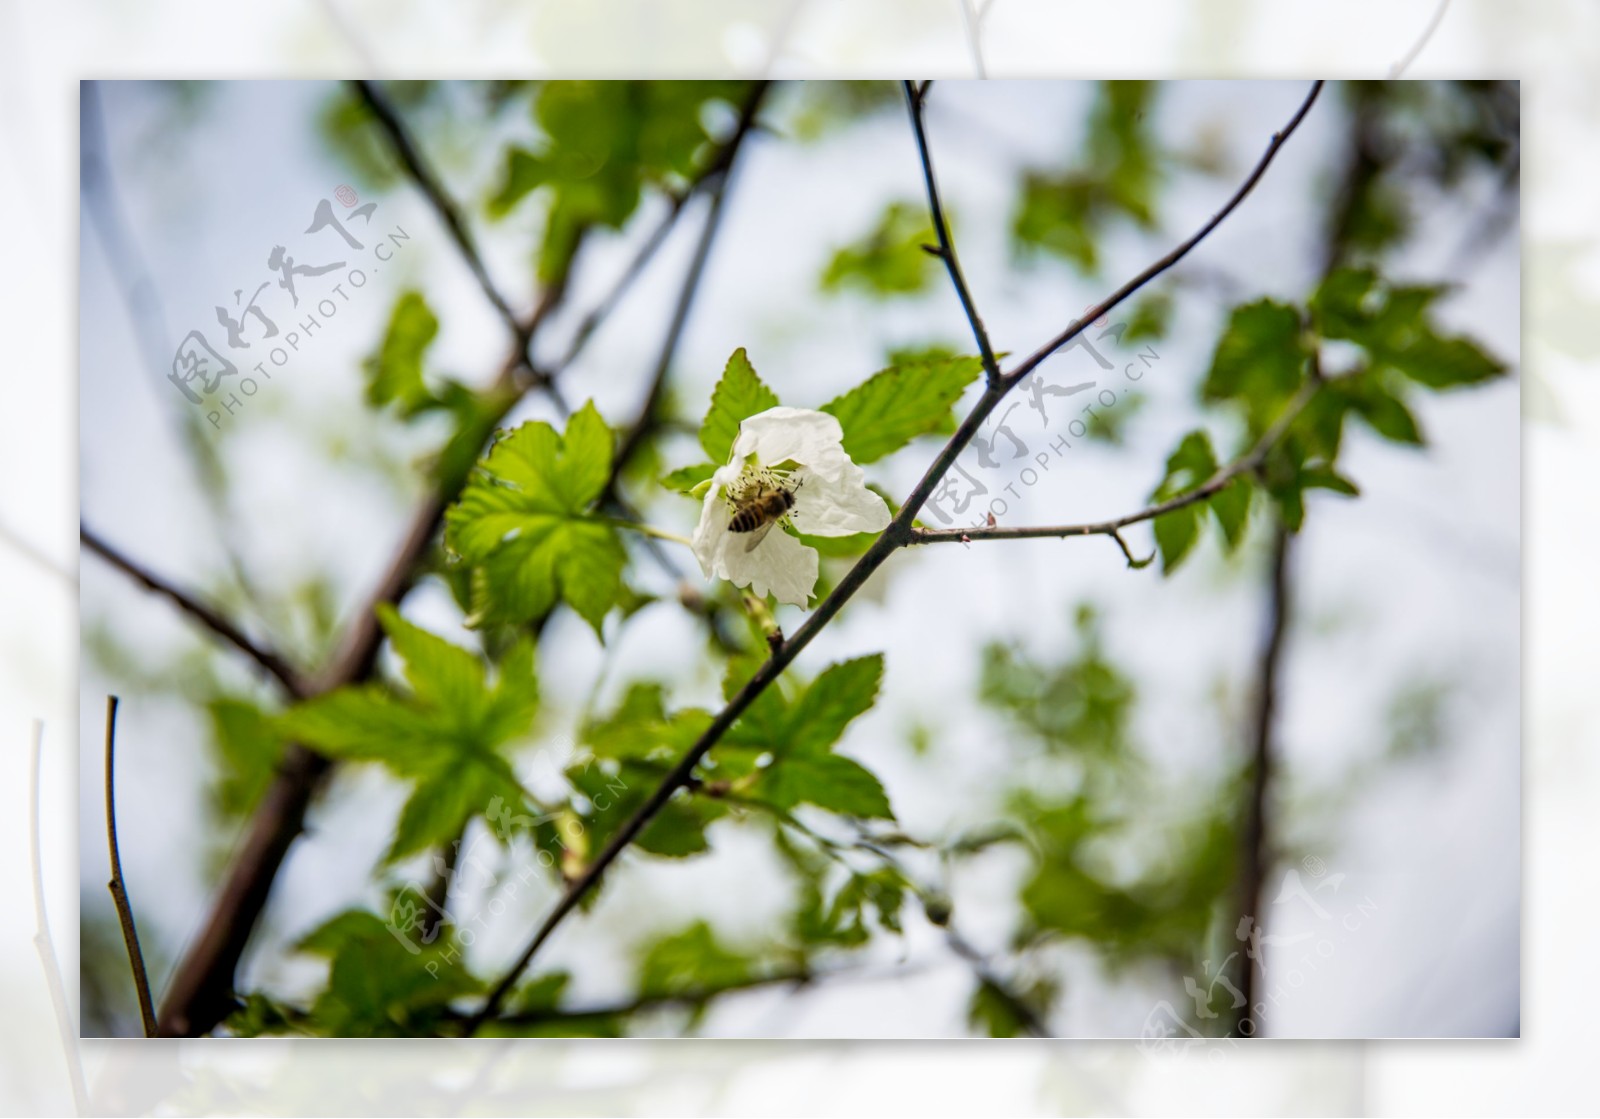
(595, 516), (694, 549)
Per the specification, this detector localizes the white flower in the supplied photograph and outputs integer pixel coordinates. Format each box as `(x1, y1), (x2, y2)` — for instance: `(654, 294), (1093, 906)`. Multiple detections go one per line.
(692, 407), (892, 606)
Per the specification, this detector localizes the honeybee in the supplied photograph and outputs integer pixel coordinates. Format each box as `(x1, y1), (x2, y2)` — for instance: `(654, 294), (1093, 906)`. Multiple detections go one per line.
(727, 480), (800, 552)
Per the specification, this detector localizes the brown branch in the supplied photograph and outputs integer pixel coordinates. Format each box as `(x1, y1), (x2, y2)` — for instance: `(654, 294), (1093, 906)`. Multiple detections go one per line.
(462, 80), (1325, 1034)
(81, 525), (308, 699)
(104, 696), (158, 1037)
(903, 80), (1003, 387)
(31, 723), (91, 1109)
(907, 377), (1322, 550)
(352, 80), (525, 343)
(154, 83), (771, 1038)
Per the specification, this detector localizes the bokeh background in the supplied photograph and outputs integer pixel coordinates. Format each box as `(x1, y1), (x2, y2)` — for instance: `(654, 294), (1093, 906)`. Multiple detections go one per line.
(0, 0), (1592, 1114)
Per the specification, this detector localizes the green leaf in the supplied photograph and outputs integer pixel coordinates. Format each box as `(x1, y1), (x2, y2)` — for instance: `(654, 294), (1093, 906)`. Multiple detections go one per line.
(785, 654), (883, 756)
(1152, 507), (1200, 574)
(763, 751), (894, 819)
(660, 462), (717, 494)
(700, 348), (781, 464)
(1124, 292), (1172, 342)
(1300, 464), (1361, 497)
(1009, 82), (1160, 272)
(636, 921), (751, 998)
(447, 402), (625, 634)
(820, 201), (940, 296)
(1202, 300), (1307, 423)
(1208, 477), (1252, 553)
(821, 355), (983, 464)
(206, 698), (285, 820)
(1386, 332), (1505, 389)
(277, 610), (540, 864)
(1312, 266), (1506, 390)
(365, 291), (440, 416)
(293, 909), (481, 1037)
(1345, 375), (1425, 446)
(487, 82), (748, 281)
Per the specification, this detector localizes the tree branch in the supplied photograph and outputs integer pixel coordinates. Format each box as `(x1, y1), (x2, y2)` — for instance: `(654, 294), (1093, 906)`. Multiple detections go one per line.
(1001, 81), (1325, 391)
(902, 80), (1003, 387)
(907, 377), (1322, 550)
(462, 80), (1325, 1034)
(81, 525), (308, 699)
(352, 80), (526, 343)
(1231, 521), (1293, 1035)
(154, 82), (771, 1038)
(104, 696), (158, 1037)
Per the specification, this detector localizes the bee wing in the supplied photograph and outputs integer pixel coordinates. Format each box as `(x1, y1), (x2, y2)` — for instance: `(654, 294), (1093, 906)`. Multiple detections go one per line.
(742, 519), (778, 553)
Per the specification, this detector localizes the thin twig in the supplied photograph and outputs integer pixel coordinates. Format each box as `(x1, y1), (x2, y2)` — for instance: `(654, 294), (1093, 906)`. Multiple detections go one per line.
(104, 696), (158, 1037)
(30, 722), (91, 1112)
(352, 80), (525, 342)
(908, 378), (1322, 549)
(1002, 81), (1325, 391)
(902, 80), (1003, 387)
(462, 80), (1324, 1034)
(81, 525), (307, 698)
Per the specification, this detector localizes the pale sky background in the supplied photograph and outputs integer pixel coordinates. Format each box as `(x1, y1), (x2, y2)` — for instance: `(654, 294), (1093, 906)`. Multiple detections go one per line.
(74, 78), (1518, 1041)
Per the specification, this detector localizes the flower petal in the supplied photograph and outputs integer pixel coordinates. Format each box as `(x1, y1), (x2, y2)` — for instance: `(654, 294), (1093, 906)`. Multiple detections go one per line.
(723, 525), (819, 606)
(789, 464), (892, 536)
(693, 482), (820, 606)
(732, 407), (850, 478)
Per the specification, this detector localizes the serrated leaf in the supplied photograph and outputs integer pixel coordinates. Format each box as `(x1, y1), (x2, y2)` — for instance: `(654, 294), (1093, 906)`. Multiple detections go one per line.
(763, 752), (894, 819)
(821, 355), (983, 464)
(785, 654), (883, 755)
(700, 348), (781, 463)
(447, 402), (625, 634)
(278, 609), (541, 862)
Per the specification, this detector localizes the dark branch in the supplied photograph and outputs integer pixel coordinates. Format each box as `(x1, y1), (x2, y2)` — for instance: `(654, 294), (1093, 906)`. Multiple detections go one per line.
(81, 525), (307, 698)
(902, 80), (1003, 387)
(908, 377), (1322, 549)
(462, 80), (1325, 1034)
(104, 696), (158, 1037)
(1232, 522), (1294, 1036)
(352, 80), (525, 342)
